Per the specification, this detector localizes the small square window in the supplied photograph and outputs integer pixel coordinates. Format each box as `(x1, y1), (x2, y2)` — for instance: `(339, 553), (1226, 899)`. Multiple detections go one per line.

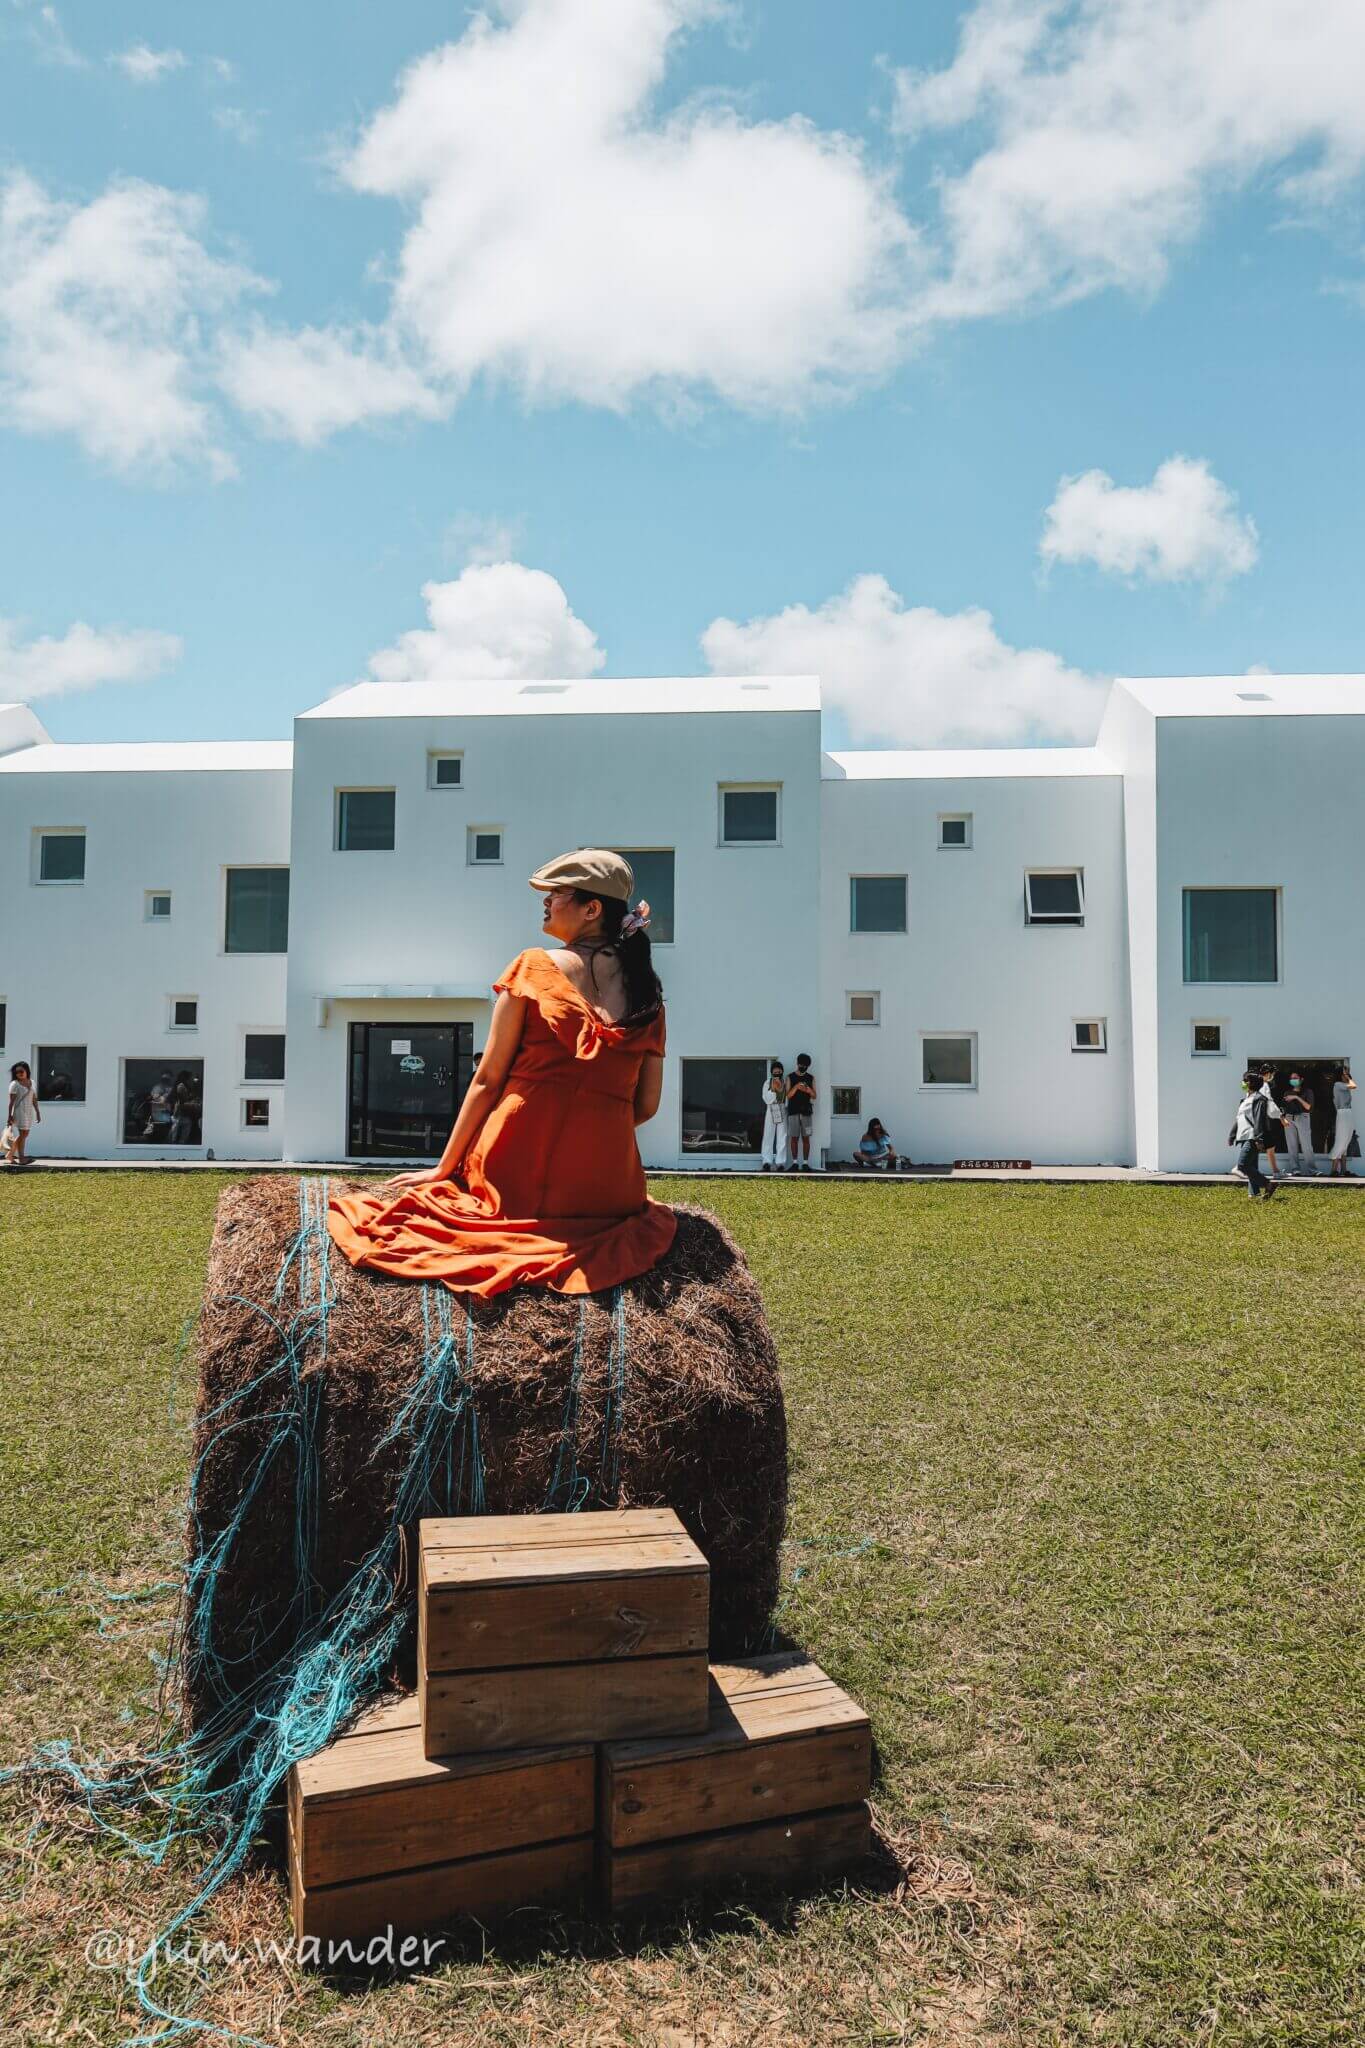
(832, 1086), (862, 1118)
(1191, 1021), (1227, 1056)
(846, 991), (880, 1026)
(170, 998), (199, 1031)
(939, 814), (972, 849)
(145, 891), (172, 921)
(719, 786), (780, 845)
(336, 789), (396, 851)
(244, 1033), (286, 1082)
(242, 1098), (271, 1129)
(1072, 1018), (1106, 1053)
(850, 876), (907, 934)
(1025, 869), (1084, 926)
(36, 1045), (87, 1102)
(468, 827), (503, 865)
(428, 752), (464, 790)
(36, 830), (86, 884)
(921, 1033), (977, 1088)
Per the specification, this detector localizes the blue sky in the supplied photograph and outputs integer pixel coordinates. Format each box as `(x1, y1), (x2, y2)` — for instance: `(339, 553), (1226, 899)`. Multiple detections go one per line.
(2, 0), (1363, 749)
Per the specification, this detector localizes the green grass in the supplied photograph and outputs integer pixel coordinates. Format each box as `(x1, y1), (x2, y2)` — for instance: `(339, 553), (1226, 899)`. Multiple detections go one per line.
(1, 1173), (1362, 2045)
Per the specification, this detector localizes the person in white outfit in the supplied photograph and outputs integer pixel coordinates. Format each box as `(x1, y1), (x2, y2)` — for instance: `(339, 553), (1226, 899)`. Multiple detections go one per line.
(760, 1061), (788, 1172)
(1281, 1071), (1316, 1177)
(1328, 1065), (1357, 1176)
(5, 1060), (40, 1169)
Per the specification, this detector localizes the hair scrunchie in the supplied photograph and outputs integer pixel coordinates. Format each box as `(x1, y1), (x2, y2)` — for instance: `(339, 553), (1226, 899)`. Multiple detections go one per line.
(620, 899), (651, 938)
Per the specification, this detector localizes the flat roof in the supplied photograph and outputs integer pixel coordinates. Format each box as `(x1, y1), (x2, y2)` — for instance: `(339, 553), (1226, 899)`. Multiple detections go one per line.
(0, 741), (293, 774)
(1115, 675), (1365, 718)
(301, 676), (821, 719)
(824, 747), (1118, 780)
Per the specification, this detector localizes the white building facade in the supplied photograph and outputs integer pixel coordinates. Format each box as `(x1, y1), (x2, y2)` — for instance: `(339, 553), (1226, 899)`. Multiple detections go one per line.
(2, 674), (1360, 1173)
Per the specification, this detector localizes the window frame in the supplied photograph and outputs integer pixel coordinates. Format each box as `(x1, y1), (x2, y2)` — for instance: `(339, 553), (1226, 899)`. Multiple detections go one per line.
(241, 1097), (272, 1130)
(467, 825), (504, 867)
(223, 866), (290, 956)
(1024, 867), (1085, 927)
(168, 996), (199, 1033)
(717, 783), (782, 848)
(427, 750), (464, 792)
(0, 999), (5, 1049)
(33, 828), (87, 886)
(831, 1085), (862, 1119)
(335, 786), (397, 853)
(35, 1044), (88, 1104)
(850, 874), (908, 936)
(145, 889), (173, 922)
(242, 1030), (286, 1085)
(1071, 1017), (1107, 1054)
(1181, 886), (1280, 985)
(1191, 1019), (1229, 1058)
(117, 1056), (204, 1148)
(845, 990), (881, 1027)
(679, 1055), (770, 1156)
(938, 813), (973, 850)
(919, 1031), (978, 1091)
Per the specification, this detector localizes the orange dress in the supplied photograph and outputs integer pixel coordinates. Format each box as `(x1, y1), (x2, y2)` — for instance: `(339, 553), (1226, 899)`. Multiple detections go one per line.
(326, 949), (677, 1298)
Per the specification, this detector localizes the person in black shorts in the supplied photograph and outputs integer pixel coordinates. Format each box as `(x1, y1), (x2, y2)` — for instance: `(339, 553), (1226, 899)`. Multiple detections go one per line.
(786, 1054), (817, 1171)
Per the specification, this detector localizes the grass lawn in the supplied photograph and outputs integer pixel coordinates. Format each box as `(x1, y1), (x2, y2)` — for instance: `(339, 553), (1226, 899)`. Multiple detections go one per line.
(1, 1172), (1362, 2046)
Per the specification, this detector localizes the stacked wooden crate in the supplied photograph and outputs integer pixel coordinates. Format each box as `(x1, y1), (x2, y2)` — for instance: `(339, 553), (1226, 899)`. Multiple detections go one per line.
(287, 1507), (871, 1947)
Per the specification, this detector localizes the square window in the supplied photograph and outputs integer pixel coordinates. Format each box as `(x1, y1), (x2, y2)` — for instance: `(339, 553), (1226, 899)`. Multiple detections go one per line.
(850, 876), (907, 934)
(336, 789), (396, 851)
(225, 869), (289, 954)
(1072, 1018), (1107, 1053)
(122, 1058), (201, 1144)
(468, 827), (503, 865)
(36, 1045), (87, 1102)
(243, 1032), (286, 1082)
(427, 752), (463, 790)
(1192, 1021), (1227, 1056)
(719, 786), (780, 845)
(1025, 870), (1084, 925)
(1182, 889), (1278, 983)
(680, 1057), (768, 1154)
(921, 1034), (976, 1088)
(846, 991), (880, 1025)
(170, 998), (199, 1031)
(617, 850), (675, 944)
(939, 814), (972, 849)
(243, 1098), (271, 1129)
(832, 1086), (862, 1118)
(37, 831), (86, 884)
(145, 891), (172, 921)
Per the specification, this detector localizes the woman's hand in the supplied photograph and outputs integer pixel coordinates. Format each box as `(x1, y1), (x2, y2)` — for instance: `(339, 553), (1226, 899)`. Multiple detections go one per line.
(383, 1166), (449, 1191)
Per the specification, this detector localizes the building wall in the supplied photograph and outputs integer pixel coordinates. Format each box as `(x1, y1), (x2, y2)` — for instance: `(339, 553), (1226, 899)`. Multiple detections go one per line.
(819, 770), (1134, 1165)
(0, 767), (291, 1158)
(281, 705), (824, 1164)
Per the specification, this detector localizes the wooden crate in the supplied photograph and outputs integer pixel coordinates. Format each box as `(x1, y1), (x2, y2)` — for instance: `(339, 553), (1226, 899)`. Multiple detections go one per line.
(419, 1509), (710, 1756)
(288, 1692), (593, 1946)
(599, 1653), (873, 1914)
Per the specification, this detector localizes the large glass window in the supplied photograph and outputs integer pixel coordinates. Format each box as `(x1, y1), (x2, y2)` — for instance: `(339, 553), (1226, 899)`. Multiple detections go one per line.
(37, 1045), (86, 1102)
(617, 850), (675, 944)
(336, 789), (396, 851)
(38, 831), (85, 883)
(921, 1034), (976, 1087)
(348, 1023), (474, 1157)
(719, 787), (779, 845)
(1183, 889), (1278, 982)
(681, 1058), (768, 1154)
(225, 868), (289, 954)
(850, 876), (907, 934)
(1025, 870), (1084, 925)
(244, 1033), (286, 1082)
(123, 1060), (203, 1145)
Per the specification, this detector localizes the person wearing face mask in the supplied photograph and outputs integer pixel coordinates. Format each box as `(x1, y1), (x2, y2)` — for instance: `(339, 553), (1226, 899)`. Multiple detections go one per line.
(1281, 1070), (1316, 1177)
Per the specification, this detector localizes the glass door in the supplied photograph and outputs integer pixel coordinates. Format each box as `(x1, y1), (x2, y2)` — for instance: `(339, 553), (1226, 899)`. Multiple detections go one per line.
(347, 1023), (474, 1157)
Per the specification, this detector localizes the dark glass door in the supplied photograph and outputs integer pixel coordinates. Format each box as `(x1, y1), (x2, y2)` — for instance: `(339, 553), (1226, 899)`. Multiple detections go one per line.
(347, 1023), (474, 1157)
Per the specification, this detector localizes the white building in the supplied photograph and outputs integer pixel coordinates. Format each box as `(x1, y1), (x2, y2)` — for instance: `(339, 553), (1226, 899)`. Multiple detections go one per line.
(2, 674), (1360, 1173)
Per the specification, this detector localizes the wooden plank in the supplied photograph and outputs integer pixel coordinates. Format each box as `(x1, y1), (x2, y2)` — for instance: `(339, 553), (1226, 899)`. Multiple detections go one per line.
(604, 1654), (871, 1773)
(294, 1693), (589, 1802)
(422, 1651), (710, 1755)
(423, 1561), (709, 1673)
(420, 1508), (685, 1555)
(604, 1724), (870, 1849)
(603, 1803), (871, 1915)
(293, 1834), (594, 1946)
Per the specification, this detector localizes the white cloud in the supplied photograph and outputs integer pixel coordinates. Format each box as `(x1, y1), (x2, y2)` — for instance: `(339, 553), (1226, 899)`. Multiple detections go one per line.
(15, 2), (85, 70)
(211, 106), (261, 146)
(111, 44), (186, 84)
(0, 171), (263, 477)
(0, 617), (182, 701)
(894, 0), (1365, 322)
(702, 573), (1104, 746)
(237, 0), (919, 440)
(363, 564), (606, 684)
(217, 322), (441, 444)
(1040, 456), (1259, 583)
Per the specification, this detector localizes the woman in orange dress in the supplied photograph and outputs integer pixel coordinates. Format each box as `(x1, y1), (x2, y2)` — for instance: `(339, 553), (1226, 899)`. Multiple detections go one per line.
(326, 849), (676, 1297)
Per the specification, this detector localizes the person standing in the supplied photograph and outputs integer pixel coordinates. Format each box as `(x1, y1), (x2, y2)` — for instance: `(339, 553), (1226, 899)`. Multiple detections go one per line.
(1328, 1064), (1358, 1177)
(5, 1061), (40, 1169)
(760, 1061), (787, 1172)
(1259, 1068), (1284, 1181)
(786, 1053), (817, 1172)
(1281, 1070), (1316, 1177)
(1229, 1073), (1276, 1199)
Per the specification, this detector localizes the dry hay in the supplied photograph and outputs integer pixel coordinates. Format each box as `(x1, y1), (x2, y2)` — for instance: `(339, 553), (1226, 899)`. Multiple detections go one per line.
(182, 1177), (787, 1736)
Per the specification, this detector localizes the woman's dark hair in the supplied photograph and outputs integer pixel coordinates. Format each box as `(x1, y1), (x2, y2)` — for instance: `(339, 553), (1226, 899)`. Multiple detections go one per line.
(10, 1061), (31, 1082)
(864, 1119), (885, 1138)
(770, 1060), (784, 1074)
(571, 890), (663, 1023)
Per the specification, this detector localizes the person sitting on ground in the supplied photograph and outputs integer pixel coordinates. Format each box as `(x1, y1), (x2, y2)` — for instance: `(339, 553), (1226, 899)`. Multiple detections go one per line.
(760, 1060), (787, 1172)
(854, 1118), (898, 1170)
(1328, 1063), (1358, 1178)
(786, 1053), (817, 1172)
(1229, 1073), (1275, 1199)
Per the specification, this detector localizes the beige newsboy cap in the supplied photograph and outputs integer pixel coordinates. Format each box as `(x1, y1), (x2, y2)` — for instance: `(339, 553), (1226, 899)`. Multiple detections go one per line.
(528, 847), (635, 902)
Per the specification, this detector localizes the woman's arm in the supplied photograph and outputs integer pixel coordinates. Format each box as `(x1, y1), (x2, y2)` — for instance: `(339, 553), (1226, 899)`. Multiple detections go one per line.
(633, 1053), (663, 1127)
(386, 992), (527, 1188)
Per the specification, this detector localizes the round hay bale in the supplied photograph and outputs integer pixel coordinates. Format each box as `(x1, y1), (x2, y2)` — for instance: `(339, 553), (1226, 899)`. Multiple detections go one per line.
(183, 1176), (787, 1737)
